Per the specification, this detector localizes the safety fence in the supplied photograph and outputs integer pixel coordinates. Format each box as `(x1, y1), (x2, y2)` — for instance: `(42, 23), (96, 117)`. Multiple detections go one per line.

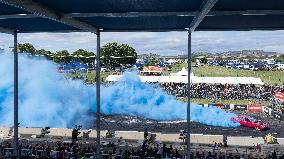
(0, 147), (262, 159)
(261, 144), (284, 155)
(0, 148), (155, 159)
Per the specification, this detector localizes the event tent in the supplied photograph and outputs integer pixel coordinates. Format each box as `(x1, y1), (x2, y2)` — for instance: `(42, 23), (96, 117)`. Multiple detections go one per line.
(174, 67), (189, 76)
(106, 74), (264, 85)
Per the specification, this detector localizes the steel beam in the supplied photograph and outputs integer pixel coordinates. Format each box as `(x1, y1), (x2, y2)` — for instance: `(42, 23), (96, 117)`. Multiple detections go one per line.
(100, 29), (187, 32)
(210, 10), (284, 16)
(26, 27), (284, 32)
(190, 0), (218, 32)
(66, 12), (197, 18)
(0, 9), (283, 25)
(17, 27), (284, 33)
(0, 13), (37, 19)
(0, 0), (97, 33)
(3, 9), (284, 20)
(13, 30), (19, 158)
(96, 30), (101, 159)
(0, 10), (277, 19)
(67, 10), (284, 18)
(186, 31), (192, 159)
(196, 27), (284, 31)
(18, 29), (185, 33)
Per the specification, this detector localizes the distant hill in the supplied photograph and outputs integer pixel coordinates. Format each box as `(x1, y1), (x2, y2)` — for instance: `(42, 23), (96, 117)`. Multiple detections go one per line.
(193, 50), (282, 58)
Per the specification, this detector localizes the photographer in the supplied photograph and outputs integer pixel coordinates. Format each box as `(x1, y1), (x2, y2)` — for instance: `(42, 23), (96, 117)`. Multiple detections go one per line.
(72, 125), (82, 142)
(144, 128), (148, 141)
(40, 126), (50, 138)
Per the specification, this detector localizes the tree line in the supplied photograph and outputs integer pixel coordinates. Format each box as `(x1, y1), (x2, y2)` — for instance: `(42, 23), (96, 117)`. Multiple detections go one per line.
(17, 42), (137, 68)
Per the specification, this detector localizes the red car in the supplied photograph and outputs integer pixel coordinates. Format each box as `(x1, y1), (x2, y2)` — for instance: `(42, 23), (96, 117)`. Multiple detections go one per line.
(231, 115), (269, 130)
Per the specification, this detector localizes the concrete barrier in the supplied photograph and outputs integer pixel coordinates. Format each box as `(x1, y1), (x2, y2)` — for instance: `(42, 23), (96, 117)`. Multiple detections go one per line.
(114, 131), (144, 141)
(19, 127), (41, 136)
(0, 127), (12, 139)
(190, 134), (223, 145)
(227, 136), (264, 146)
(2, 127), (281, 147)
(1, 127), (225, 144)
(276, 138), (284, 145)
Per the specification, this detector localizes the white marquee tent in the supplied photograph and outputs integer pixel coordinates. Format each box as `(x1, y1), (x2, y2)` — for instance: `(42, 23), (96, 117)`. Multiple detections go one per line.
(106, 74), (264, 85)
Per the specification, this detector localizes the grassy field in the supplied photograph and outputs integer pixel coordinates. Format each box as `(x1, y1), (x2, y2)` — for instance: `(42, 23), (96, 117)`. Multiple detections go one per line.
(85, 71), (112, 83)
(193, 65), (284, 85)
(168, 63), (284, 85)
(70, 71), (112, 83)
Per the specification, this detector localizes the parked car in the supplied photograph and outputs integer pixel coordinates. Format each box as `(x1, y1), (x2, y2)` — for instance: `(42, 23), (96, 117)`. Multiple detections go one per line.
(276, 63), (284, 70)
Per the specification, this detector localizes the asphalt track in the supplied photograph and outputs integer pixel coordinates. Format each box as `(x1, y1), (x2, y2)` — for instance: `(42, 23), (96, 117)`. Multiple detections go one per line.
(96, 110), (284, 138)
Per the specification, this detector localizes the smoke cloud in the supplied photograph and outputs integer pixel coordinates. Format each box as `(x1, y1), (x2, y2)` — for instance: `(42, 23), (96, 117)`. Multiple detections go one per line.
(0, 53), (239, 128)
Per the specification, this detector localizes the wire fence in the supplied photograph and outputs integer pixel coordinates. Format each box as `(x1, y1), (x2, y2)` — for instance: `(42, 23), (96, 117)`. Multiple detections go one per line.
(0, 148), (157, 159)
(0, 146), (282, 159)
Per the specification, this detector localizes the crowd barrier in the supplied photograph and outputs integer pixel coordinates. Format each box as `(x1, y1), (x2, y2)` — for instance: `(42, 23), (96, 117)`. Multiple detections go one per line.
(0, 147), (261, 159)
(261, 144), (284, 155)
(233, 104), (248, 111)
(202, 103), (248, 111)
(227, 136), (264, 147)
(263, 107), (283, 122)
(0, 148), (156, 159)
(201, 103), (284, 122)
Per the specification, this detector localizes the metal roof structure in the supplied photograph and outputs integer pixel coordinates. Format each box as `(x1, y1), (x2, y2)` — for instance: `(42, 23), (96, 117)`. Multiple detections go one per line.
(1, 0), (284, 33)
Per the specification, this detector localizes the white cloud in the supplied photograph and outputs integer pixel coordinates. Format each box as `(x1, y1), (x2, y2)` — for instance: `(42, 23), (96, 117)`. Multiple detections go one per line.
(1, 31), (284, 55)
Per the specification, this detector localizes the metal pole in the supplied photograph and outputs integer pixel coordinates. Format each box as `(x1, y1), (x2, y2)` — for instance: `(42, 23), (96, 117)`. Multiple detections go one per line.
(13, 30), (19, 158)
(186, 30), (192, 159)
(95, 30), (101, 159)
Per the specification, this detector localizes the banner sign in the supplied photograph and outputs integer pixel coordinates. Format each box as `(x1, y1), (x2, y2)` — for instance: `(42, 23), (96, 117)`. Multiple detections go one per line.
(247, 104), (263, 112)
(272, 111), (283, 121)
(234, 105), (247, 111)
(275, 92), (284, 102)
(210, 104), (230, 109)
(264, 107), (270, 115)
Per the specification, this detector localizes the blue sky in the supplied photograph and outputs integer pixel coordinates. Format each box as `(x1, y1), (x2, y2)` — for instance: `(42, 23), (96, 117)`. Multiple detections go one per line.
(1, 31), (284, 55)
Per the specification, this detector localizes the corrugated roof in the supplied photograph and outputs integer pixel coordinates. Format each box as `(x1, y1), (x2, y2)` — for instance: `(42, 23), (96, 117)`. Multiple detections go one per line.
(0, 0), (284, 33)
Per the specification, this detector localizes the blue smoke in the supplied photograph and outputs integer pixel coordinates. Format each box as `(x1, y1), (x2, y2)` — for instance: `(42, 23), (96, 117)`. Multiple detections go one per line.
(0, 53), (239, 128)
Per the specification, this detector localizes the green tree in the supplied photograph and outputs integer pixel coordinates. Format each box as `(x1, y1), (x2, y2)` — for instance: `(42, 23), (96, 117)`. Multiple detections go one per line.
(276, 54), (284, 62)
(200, 57), (208, 64)
(53, 50), (71, 63)
(18, 43), (36, 54)
(72, 49), (95, 64)
(35, 49), (52, 56)
(101, 42), (137, 68)
(144, 58), (158, 66)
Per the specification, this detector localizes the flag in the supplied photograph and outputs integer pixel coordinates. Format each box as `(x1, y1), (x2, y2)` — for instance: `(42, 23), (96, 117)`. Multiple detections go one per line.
(275, 92), (284, 102)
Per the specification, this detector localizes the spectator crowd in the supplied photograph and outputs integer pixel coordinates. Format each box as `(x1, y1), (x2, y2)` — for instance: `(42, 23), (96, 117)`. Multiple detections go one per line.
(0, 140), (183, 159)
(0, 128), (283, 159)
(1, 140), (284, 159)
(161, 83), (284, 101)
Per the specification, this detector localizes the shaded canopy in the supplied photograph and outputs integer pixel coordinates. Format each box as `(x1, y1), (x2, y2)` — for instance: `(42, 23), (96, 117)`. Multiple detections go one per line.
(0, 0), (284, 33)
